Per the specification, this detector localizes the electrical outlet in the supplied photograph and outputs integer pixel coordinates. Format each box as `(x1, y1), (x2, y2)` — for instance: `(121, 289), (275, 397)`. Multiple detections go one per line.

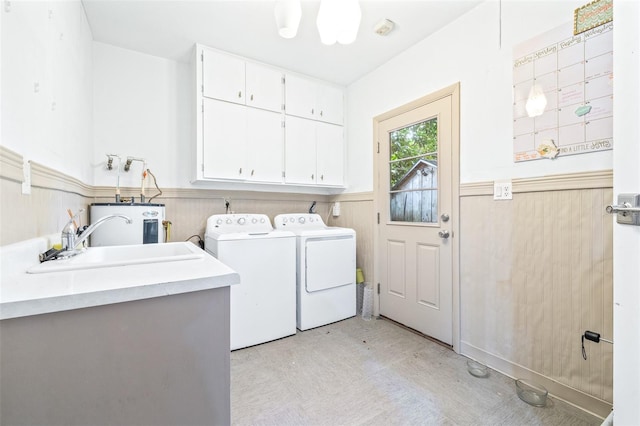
(332, 202), (341, 217)
(493, 181), (512, 200)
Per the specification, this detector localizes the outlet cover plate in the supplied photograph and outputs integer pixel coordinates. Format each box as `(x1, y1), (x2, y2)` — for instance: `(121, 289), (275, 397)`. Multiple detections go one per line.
(494, 181), (512, 200)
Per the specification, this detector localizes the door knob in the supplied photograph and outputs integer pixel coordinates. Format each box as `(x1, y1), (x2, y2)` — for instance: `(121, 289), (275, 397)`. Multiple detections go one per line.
(438, 230), (450, 239)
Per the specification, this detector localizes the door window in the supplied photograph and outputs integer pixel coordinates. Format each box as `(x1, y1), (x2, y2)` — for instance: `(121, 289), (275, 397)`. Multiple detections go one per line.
(389, 117), (438, 223)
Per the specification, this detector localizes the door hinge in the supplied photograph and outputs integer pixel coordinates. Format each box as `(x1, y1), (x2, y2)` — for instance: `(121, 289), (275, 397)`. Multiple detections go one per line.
(377, 142), (380, 153)
(282, 171), (286, 178)
(201, 163), (204, 172)
(281, 121), (285, 128)
(282, 104), (286, 111)
(377, 212), (380, 224)
(377, 283), (380, 294)
(201, 84), (204, 94)
(282, 76), (286, 84)
(200, 52), (203, 62)
(201, 101), (204, 113)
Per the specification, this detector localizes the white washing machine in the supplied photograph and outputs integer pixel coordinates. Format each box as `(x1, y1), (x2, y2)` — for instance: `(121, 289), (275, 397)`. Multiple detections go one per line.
(205, 214), (296, 350)
(273, 213), (356, 331)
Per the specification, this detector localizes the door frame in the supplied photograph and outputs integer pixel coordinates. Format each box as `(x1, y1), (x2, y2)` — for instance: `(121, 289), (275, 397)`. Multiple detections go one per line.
(372, 82), (461, 353)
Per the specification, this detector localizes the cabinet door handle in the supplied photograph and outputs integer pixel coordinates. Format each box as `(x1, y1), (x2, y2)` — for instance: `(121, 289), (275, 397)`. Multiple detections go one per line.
(321, 174), (324, 180)
(239, 167), (243, 174)
(311, 108), (314, 115)
(238, 91), (242, 98)
(320, 111), (323, 117)
(311, 174), (314, 180)
(251, 169), (255, 176)
(250, 94), (254, 101)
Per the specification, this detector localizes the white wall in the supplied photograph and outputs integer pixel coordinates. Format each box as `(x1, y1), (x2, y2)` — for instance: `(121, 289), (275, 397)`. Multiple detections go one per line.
(346, 0), (613, 191)
(92, 42), (192, 190)
(1, 0), (93, 183)
(612, 1), (640, 424)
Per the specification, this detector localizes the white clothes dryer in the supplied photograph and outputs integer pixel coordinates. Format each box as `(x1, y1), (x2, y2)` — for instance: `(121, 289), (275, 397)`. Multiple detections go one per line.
(205, 214), (296, 350)
(274, 213), (356, 331)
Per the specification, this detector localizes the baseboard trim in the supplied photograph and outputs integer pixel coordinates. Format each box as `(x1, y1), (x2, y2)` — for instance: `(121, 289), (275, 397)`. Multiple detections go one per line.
(460, 341), (612, 420)
(460, 170), (613, 197)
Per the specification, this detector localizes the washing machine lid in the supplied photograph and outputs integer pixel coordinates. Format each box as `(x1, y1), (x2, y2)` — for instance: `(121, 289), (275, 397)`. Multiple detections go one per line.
(205, 229), (295, 241)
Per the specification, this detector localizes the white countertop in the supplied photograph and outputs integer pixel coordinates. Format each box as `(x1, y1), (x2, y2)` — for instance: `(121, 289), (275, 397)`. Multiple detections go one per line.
(0, 238), (240, 320)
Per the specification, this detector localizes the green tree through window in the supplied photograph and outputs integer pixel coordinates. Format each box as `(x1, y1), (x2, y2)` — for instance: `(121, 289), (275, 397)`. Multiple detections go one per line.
(390, 118), (437, 188)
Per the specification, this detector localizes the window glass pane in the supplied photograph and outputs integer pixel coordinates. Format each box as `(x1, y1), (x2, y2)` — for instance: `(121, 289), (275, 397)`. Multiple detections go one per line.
(389, 117), (438, 223)
(390, 190), (438, 223)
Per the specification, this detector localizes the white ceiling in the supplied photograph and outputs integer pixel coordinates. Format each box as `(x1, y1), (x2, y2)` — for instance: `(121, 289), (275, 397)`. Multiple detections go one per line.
(82, 0), (482, 86)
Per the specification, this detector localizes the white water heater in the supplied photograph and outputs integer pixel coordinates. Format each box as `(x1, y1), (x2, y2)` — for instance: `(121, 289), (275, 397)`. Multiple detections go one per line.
(89, 203), (165, 247)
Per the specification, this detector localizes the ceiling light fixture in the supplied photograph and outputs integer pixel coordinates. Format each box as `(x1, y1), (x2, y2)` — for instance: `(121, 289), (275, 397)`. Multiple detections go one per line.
(275, 0), (302, 39)
(316, 0), (362, 45)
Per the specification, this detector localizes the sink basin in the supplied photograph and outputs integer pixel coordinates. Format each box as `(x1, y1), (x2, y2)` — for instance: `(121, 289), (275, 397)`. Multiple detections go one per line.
(27, 242), (206, 274)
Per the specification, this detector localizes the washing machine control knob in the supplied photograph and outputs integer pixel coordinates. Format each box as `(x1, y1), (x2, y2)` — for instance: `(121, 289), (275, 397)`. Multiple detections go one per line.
(251, 218), (258, 224)
(261, 218), (266, 223)
(238, 217), (246, 225)
(298, 217), (306, 224)
(226, 219), (232, 224)
(216, 219), (223, 225)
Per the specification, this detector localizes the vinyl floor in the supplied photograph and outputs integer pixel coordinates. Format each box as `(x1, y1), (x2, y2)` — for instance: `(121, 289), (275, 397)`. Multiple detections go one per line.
(231, 316), (601, 426)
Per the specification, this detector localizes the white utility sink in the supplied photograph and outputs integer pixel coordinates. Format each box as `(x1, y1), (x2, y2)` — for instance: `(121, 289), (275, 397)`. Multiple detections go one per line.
(27, 242), (205, 274)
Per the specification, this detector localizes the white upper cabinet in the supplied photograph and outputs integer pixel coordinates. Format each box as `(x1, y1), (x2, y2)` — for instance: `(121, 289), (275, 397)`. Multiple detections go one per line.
(246, 108), (283, 183)
(245, 62), (283, 113)
(202, 47), (283, 113)
(284, 116), (317, 185)
(284, 116), (344, 186)
(202, 49), (246, 105)
(316, 122), (344, 186)
(203, 98), (283, 183)
(194, 44), (344, 190)
(285, 74), (343, 125)
(202, 98), (247, 180)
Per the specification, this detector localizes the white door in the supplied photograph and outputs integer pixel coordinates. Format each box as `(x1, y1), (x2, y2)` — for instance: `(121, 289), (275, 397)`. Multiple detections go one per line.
(611, 2), (640, 422)
(376, 88), (458, 345)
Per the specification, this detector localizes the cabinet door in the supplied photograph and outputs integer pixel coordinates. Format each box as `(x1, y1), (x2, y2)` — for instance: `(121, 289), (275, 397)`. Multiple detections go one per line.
(316, 122), (344, 186)
(246, 62), (283, 113)
(284, 74), (316, 120)
(317, 84), (344, 125)
(202, 49), (245, 104)
(247, 108), (283, 183)
(284, 116), (316, 184)
(202, 98), (247, 180)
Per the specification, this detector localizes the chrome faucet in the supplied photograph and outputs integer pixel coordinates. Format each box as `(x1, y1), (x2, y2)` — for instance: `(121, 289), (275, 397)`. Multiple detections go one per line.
(61, 212), (132, 255)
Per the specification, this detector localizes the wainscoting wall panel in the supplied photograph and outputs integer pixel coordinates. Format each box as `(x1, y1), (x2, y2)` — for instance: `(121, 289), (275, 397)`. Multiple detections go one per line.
(327, 194), (375, 293)
(460, 185), (613, 416)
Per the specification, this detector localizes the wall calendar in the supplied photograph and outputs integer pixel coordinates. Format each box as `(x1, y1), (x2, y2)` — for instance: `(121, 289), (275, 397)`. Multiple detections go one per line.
(512, 21), (613, 162)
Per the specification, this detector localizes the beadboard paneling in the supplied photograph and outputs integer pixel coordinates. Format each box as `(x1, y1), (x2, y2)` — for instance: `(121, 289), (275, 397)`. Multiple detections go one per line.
(0, 179), (90, 246)
(460, 188), (613, 411)
(327, 196), (374, 288)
